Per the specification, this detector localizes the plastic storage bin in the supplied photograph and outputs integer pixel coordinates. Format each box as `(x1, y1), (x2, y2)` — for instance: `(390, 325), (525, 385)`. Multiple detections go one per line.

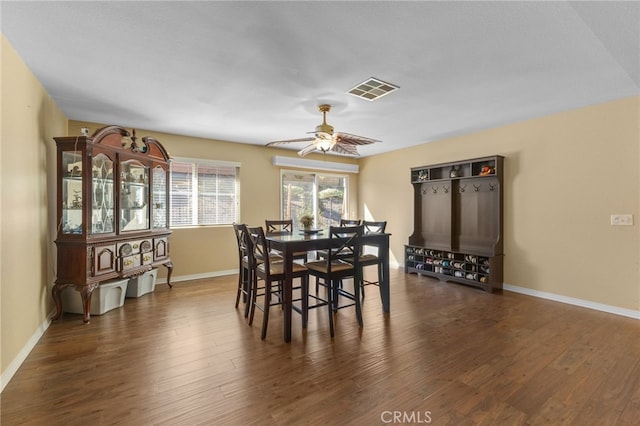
(126, 268), (158, 298)
(62, 278), (128, 315)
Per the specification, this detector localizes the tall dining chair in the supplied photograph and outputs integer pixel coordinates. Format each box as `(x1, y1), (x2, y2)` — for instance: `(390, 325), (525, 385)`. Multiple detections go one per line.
(247, 226), (309, 340)
(265, 219), (308, 262)
(304, 224), (364, 337)
(232, 223), (253, 317)
(359, 220), (387, 299)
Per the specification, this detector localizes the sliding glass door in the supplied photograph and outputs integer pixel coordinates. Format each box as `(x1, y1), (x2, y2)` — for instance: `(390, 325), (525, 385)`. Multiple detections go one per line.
(281, 171), (348, 228)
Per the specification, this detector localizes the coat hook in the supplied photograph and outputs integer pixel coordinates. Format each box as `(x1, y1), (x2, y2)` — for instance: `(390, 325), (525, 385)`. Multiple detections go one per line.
(432, 186), (439, 194)
(489, 183), (496, 191)
(473, 184), (481, 192)
(443, 185), (450, 193)
(459, 184), (466, 193)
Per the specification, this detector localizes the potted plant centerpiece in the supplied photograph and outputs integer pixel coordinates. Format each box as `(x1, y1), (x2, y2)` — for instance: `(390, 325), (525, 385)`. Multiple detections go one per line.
(300, 214), (314, 230)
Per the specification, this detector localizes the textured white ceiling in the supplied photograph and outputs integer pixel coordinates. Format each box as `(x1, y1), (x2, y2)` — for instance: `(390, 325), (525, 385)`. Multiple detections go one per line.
(2, 1), (638, 157)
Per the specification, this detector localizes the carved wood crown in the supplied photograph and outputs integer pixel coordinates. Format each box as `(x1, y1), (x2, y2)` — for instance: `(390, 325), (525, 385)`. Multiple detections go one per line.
(89, 125), (171, 162)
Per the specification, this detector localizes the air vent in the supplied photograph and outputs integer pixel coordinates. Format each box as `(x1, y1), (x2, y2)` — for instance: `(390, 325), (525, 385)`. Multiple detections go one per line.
(347, 77), (399, 101)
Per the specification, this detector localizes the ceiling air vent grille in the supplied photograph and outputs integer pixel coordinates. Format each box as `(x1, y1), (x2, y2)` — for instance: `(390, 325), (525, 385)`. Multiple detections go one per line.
(347, 77), (399, 101)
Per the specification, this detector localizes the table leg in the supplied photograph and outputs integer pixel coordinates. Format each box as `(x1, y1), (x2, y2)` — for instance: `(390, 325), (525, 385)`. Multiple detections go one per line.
(283, 249), (293, 342)
(380, 241), (390, 313)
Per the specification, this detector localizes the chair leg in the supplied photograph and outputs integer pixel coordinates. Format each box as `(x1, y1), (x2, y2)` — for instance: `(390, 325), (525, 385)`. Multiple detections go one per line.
(302, 276), (309, 328)
(327, 280), (334, 337)
(243, 267), (252, 318)
(248, 273), (258, 326)
(354, 274), (363, 328)
(235, 265), (243, 308)
(261, 284), (271, 340)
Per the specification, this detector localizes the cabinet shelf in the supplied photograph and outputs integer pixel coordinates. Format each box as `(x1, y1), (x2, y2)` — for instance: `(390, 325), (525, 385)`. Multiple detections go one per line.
(410, 156), (499, 183)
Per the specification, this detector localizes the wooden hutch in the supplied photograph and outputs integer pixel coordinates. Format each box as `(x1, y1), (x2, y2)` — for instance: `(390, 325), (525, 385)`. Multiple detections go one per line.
(53, 126), (173, 322)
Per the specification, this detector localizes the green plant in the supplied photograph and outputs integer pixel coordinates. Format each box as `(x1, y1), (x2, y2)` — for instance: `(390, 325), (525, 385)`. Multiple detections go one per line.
(300, 215), (314, 228)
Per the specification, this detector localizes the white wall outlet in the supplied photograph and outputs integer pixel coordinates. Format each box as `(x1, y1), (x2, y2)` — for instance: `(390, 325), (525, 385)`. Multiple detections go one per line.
(610, 214), (634, 226)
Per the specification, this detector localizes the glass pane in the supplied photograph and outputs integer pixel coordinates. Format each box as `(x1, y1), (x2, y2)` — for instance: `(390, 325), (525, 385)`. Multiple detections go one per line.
(152, 166), (167, 229)
(91, 153), (114, 234)
(120, 160), (149, 231)
(62, 151), (83, 234)
(197, 164), (237, 225)
(317, 175), (346, 227)
(170, 161), (193, 226)
(282, 172), (315, 227)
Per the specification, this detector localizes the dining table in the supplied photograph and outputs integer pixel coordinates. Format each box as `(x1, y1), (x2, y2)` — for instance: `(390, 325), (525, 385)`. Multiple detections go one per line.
(265, 229), (391, 342)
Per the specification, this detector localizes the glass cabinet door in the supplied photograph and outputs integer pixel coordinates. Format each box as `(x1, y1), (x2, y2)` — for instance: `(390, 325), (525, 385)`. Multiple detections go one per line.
(61, 151), (83, 234)
(152, 165), (167, 229)
(91, 153), (114, 234)
(120, 160), (149, 232)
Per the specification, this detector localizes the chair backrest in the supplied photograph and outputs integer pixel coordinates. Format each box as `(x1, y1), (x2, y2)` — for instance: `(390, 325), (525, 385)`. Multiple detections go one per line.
(265, 219), (293, 235)
(340, 219), (361, 226)
(232, 223), (250, 256)
(247, 226), (271, 272)
(363, 221), (387, 234)
(327, 225), (364, 271)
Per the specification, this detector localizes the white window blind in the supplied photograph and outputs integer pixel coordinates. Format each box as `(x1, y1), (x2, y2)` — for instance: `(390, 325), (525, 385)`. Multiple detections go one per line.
(170, 158), (239, 227)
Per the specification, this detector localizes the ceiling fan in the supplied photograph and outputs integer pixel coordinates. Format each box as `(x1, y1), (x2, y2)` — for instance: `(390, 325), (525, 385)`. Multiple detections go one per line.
(266, 104), (381, 157)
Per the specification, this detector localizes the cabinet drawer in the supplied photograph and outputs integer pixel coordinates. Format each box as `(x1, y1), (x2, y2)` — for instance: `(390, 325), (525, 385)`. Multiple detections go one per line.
(141, 251), (154, 265)
(93, 244), (116, 276)
(120, 255), (141, 271)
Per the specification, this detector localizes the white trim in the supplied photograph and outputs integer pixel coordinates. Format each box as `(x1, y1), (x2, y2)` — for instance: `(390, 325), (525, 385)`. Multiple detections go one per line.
(503, 283), (640, 320)
(272, 156), (359, 173)
(1, 314), (52, 393)
(172, 157), (241, 168)
(155, 270), (236, 285)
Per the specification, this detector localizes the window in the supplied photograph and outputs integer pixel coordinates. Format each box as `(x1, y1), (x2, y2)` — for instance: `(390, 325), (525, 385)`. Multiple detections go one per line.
(281, 171), (348, 227)
(170, 158), (239, 227)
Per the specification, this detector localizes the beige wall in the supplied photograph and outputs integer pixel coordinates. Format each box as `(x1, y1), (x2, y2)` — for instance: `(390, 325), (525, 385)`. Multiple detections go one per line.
(68, 121), (359, 281)
(1, 35), (68, 377)
(359, 96), (640, 311)
(2, 30), (638, 388)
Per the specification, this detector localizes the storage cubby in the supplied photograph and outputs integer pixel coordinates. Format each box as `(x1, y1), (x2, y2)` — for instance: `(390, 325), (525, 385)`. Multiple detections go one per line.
(406, 155), (504, 292)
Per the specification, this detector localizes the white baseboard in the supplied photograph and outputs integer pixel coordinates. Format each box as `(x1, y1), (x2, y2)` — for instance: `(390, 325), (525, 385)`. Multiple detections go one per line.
(503, 283), (640, 320)
(155, 269), (236, 285)
(1, 313), (52, 393)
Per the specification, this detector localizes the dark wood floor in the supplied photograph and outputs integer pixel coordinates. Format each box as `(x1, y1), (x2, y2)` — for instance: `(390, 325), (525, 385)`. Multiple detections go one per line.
(2, 268), (639, 425)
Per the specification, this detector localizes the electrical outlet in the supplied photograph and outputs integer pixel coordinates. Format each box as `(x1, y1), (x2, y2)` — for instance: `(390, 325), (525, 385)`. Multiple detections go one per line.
(610, 214), (633, 226)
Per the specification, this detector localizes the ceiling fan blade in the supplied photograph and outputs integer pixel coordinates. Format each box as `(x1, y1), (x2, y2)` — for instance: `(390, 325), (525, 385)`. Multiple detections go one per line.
(266, 137), (315, 147)
(297, 144), (318, 157)
(334, 132), (381, 145)
(331, 143), (360, 156)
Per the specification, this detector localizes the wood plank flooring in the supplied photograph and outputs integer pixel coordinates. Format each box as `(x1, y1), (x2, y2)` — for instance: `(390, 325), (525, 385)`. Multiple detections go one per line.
(2, 268), (639, 425)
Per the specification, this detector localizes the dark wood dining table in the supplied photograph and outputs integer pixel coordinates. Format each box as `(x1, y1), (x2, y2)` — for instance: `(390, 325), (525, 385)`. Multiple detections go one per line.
(265, 229), (391, 342)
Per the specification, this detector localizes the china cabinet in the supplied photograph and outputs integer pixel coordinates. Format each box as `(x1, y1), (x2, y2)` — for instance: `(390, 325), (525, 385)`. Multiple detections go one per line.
(405, 155), (504, 292)
(53, 126), (173, 322)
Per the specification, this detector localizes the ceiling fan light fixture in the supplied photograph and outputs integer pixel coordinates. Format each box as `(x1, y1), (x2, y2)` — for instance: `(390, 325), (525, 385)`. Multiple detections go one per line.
(313, 136), (336, 152)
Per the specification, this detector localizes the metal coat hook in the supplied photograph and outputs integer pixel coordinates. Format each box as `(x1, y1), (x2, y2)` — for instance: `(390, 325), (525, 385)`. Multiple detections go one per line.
(489, 183), (496, 191)
(432, 186), (439, 194)
(459, 184), (466, 193)
(443, 185), (450, 194)
(473, 184), (481, 192)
